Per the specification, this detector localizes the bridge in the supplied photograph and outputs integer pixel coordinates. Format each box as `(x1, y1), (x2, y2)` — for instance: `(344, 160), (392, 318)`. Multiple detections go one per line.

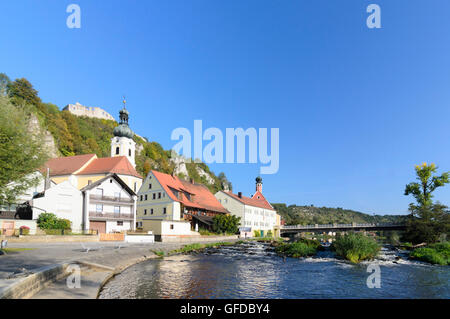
(280, 223), (406, 234)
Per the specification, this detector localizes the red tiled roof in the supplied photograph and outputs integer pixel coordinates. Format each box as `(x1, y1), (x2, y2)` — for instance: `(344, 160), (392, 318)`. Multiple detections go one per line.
(77, 156), (142, 178)
(151, 170), (228, 214)
(44, 154), (96, 176)
(44, 154), (142, 178)
(222, 191), (275, 211)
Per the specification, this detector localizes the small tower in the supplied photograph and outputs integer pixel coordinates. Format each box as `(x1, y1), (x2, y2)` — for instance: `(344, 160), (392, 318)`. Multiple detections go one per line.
(255, 176), (263, 193)
(111, 98), (136, 167)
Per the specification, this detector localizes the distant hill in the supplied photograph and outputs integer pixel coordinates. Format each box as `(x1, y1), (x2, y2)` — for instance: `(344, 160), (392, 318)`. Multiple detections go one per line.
(271, 203), (407, 225)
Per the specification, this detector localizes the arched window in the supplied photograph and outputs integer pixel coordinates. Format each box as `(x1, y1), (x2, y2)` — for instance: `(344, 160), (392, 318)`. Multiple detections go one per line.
(116, 147), (120, 155)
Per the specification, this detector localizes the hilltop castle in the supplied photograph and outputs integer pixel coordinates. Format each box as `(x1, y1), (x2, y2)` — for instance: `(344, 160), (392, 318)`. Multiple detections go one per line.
(63, 102), (115, 121)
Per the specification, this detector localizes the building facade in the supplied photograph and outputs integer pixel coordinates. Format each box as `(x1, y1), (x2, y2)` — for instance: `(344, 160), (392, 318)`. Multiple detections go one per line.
(136, 170), (229, 240)
(215, 177), (279, 237)
(81, 174), (137, 234)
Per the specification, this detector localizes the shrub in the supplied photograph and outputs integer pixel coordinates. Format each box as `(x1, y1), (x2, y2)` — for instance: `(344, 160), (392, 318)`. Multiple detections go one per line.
(410, 242), (450, 265)
(267, 230), (273, 238)
(37, 213), (71, 231)
(332, 233), (380, 263)
(276, 241), (317, 258)
(212, 214), (240, 234)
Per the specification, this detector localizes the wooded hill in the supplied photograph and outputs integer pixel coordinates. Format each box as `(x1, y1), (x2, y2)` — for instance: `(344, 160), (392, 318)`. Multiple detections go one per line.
(272, 203), (407, 225)
(1, 74), (231, 194)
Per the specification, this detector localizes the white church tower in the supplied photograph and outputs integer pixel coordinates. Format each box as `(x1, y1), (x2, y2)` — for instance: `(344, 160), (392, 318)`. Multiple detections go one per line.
(111, 99), (136, 167)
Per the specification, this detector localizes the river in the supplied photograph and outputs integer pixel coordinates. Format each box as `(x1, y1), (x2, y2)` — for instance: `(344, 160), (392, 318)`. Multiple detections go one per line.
(99, 241), (450, 299)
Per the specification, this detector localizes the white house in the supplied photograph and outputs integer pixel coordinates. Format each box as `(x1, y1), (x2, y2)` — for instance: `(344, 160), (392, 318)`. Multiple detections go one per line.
(215, 176), (279, 237)
(80, 173), (137, 234)
(32, 177), (84, 232)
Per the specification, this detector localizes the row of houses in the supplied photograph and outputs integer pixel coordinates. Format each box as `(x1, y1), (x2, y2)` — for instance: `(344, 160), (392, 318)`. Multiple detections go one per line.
(1, 105), (281, 240)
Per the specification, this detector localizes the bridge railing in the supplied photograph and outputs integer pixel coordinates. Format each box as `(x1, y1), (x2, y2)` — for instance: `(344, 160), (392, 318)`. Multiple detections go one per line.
(281, 223), (402, 230)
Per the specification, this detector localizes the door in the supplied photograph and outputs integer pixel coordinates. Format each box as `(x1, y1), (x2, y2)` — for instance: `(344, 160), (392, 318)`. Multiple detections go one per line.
(2, 221), (15, 236)
(260, 230), (264, 237)
(90, 221), (106, 234)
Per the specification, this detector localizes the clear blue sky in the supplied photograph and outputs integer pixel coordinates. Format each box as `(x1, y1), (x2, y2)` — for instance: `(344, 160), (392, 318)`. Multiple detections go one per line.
(1, 1), (450, 215)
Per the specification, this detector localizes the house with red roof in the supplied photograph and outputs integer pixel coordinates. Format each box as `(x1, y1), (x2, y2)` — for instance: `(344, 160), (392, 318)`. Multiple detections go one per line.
(136, 170), (229, 241)
(215, 177), (280, 237)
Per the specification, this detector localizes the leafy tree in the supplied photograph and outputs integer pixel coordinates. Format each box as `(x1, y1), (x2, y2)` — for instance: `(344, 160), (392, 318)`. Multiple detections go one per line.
(403, 163), (450, 244)
(0, 73), (11, 96)
(405, 163), (450, 207)
(212, 214), (241, 234)
(0, 96), (49, 205)
(7, 78), (42, 107)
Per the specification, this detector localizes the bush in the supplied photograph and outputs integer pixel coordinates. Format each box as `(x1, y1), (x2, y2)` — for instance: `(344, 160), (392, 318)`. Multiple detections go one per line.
(410, 242), (450, 265)
(253, 230), (260, 237)
(332, 233), (380, 263)
(276, 241), (317, 258)
(212, 214), (240, 234)
(37, 213), (71, 231)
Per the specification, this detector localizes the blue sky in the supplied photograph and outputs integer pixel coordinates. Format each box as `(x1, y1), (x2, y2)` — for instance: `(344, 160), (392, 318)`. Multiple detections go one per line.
(1, 1), (450, 214)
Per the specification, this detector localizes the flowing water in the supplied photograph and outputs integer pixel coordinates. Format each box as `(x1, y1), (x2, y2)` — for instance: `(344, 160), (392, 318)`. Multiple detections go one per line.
(99, 241), (450, 299)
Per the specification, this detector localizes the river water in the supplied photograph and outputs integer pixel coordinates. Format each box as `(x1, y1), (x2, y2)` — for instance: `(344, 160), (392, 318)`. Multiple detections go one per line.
(99, 241), (450, 299)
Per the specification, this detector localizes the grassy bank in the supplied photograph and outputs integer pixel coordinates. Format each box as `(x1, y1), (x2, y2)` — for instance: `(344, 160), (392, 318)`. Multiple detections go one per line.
(275, 239), (320, 258)
(151, 242), (237, 257)
(409, 242), (450, 265)
(332, 233), (380, 263)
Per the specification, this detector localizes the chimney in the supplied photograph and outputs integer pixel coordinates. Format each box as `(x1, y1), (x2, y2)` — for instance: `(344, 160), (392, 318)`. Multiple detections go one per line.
(238, 192), (242, 198)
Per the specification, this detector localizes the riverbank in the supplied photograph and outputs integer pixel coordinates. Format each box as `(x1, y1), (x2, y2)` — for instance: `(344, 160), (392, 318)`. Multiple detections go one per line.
(0, 236), (241, 299)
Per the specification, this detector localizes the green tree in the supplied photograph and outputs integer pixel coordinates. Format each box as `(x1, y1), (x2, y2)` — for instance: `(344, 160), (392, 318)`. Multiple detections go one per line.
(0, 96), (49, 205)
(403, 163), (450, 244)
(212, 214), (241, 234)
(7, 78), (42, 107)
(0, 73), (11, 97)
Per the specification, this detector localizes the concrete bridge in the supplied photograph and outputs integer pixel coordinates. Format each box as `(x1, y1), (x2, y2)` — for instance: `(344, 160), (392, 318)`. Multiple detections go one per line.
(280, 223), (406, 234)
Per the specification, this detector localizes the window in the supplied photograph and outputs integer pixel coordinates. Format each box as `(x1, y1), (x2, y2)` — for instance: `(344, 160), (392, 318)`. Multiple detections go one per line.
(145, 194), (148, 201)
(151, 209), (154, 215)
(163, 193), (165, 198)
(128, 149), (131, 156)
(88, 180), (92, 185)
(158, 192), (161, 199)
(153, 193), (156, 200)
(144, 209), (147, 215)
(117, 221), (123, 226)
(163, 208), (167, 214)
(137, 221), (143, 228)
(96, 204), (103, 212)
(116, 147), (120, 155)
(140, 195), (143, 201)
(110, 179), (113, 183)
(170, 224), (174, 230)
(134, 182), (137, 192)
(114, 206), (120, 213)
(149, 184), (152, 189)
(114, 192), (120, 199)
